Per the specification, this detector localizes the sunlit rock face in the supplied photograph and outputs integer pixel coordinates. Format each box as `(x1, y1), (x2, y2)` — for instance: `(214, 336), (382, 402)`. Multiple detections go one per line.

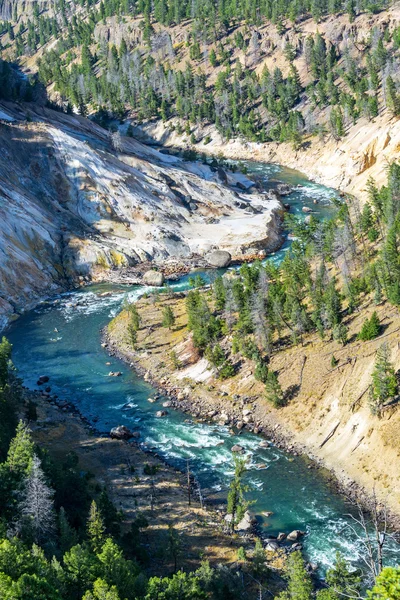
(0, 103), (283, 327)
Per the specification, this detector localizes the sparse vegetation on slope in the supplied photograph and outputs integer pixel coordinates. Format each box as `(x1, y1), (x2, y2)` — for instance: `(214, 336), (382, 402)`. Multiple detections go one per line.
(108, 164), (400, 521)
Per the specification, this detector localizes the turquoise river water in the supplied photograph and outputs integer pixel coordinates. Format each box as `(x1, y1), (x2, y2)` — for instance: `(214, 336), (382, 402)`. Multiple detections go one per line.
(6, 161), (399, 573)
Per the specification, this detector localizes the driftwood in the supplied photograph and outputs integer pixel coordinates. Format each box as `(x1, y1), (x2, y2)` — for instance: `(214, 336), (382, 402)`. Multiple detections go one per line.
(298, 355), (307, 387)
(350, 386), (370, 412)
(319, 421), (341, 448)
(351, 436), (365, 453)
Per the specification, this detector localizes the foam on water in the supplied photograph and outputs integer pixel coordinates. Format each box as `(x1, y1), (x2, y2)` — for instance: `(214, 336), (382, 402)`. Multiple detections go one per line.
(295, 182), (339, 204)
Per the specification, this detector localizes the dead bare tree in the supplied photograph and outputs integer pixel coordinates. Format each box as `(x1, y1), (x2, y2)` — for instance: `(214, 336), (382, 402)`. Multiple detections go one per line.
(345, 491), (398, 586)
(17, 454), (55, 544)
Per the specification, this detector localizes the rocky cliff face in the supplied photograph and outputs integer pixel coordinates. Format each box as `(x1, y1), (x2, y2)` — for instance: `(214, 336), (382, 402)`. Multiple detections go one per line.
(0, 102), (283, 328)
(0, 0), (51, 21)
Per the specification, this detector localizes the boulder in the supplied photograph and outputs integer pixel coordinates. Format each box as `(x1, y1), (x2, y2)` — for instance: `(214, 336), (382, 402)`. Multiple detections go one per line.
(205, 250), (231, 268)
(162, 400), (172, 408)
(302, 206), (312, 213)
(287, 530), (304, 541)
(142, 270), (165, 287)
(110, 425), (133, 440)
(224, 514), (233, 523)
(265, 541), (280, 551)
(131, 431), (141, 438)
(259, 440), (270, 448)
(108, 371), (122, 377)
(217, 167), (228, 184)
(236, 511), (254, 532)
(37, 375), (49, 385)
(276, 183), (292, 196)
(147, 397), (157, 403)
(291, 543), (303, 551)
(231, 444), (245, 453)
(155, 410), (168, 418)
(277, 532), (287, 542)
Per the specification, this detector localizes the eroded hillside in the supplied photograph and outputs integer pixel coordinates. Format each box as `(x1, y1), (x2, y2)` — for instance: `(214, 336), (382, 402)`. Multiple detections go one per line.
(0, 102), (282, 327)
(107, 291), (400, 519)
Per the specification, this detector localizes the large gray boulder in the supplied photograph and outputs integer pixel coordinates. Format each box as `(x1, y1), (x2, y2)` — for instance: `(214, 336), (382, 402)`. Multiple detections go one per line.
(142, 270), (165, 286)
(110, 425), (133, 440)
(276, 183), (292, 196)
(265, 541), (280, 551)
(287, 530), (304, 541)
(231, 444), (245, 453)
(236, 511), (254, 532)
(206, 250), (231, 268)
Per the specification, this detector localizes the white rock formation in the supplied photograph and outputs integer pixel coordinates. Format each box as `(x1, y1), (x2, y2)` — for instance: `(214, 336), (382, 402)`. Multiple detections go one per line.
(0, 102), (283, 327)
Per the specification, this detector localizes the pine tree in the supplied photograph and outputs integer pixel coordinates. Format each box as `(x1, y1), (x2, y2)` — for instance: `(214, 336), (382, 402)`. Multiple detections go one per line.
(265, 370), (285, 407)
(333, 323), (348, 346)
(324, 552), (361, 598)
(209, 48), (217, 67)
(385, 76), (400, 116)
(358, 311), (380, 341)
(128, 304), (141, 331)
(369, 343), (398, 416)
(6, 421), (35, 475)
(83, 579), (121, 600)
(367, 566), (400, 599)
(162, 306), (175, 329)
(330, 107), (345, 139)
(59, 507), (78, 554)
(0, 336), (12, 388)
(276, 551), (313, 600)
(167, 524), (181, 572)
(96, 538), (139, 598)
(88, 500), (106, 553)
(127, 322), (137, 348)
(227, 455), (248, 532)
(213, 276), (226, 311)
(252, 538), (267, 578)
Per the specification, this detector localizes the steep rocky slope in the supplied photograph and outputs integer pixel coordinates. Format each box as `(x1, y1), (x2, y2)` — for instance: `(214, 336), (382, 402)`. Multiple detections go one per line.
(137, 107), (399, 204)
(108, 293), (400, 520)
(0, 102), (282, 328)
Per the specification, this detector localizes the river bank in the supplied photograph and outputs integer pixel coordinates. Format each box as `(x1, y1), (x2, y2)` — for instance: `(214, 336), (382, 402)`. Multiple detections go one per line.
(105, 291), (400, 530)
(21, 382), (263, 575)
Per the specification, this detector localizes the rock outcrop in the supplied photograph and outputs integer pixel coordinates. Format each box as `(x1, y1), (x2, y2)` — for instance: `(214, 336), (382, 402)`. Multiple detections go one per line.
(0, 101), (283, 328)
